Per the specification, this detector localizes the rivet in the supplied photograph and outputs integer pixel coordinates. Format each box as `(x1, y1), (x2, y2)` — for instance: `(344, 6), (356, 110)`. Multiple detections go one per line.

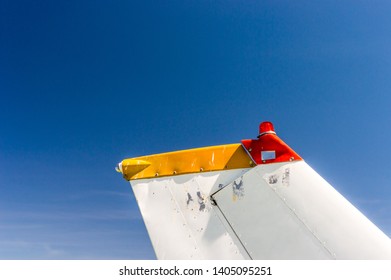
(173, 171), (177, 175)
(155, 172), (159, 176)
(200, 167), (204, 171)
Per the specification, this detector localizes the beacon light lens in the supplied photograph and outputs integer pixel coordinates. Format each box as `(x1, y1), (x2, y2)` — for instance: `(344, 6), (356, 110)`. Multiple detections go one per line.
(259, 121), (275, 135)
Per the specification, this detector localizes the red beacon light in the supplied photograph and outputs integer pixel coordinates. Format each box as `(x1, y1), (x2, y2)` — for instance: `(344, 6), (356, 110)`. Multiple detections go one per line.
(258, 121), (276, 137)
(242, 121), (302, 164)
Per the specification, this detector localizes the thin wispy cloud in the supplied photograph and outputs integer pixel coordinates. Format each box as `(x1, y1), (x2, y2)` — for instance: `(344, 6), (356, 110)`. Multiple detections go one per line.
(64, 189), (133, 201)
(1, 209), (142, 222)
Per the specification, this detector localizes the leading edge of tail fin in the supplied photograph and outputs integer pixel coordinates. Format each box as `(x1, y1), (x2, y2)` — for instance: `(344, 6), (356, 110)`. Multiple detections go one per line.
(117, 121), (391, 260)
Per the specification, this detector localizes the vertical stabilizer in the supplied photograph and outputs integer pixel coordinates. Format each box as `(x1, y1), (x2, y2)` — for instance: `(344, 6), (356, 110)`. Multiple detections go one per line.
(117, 122), (391, 259)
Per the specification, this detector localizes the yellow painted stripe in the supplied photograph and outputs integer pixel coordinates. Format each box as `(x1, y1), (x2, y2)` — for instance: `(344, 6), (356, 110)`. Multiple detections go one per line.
(120, 143), (255, 181)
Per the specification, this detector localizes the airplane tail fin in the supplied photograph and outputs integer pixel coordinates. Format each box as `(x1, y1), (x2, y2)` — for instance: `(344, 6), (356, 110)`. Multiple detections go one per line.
(117, 122), (391, 259)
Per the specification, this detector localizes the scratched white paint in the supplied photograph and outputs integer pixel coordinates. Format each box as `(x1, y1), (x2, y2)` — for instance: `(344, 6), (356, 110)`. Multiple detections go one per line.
(130, 168), (251, 259)
(129, 162), (391, 260)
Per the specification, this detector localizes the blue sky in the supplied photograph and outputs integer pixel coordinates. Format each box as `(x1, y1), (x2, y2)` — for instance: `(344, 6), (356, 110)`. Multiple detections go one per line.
(1, 1), (390, 259)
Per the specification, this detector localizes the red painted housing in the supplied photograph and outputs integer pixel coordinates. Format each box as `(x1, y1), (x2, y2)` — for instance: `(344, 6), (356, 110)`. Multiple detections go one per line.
(241, 122), (302, 165)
